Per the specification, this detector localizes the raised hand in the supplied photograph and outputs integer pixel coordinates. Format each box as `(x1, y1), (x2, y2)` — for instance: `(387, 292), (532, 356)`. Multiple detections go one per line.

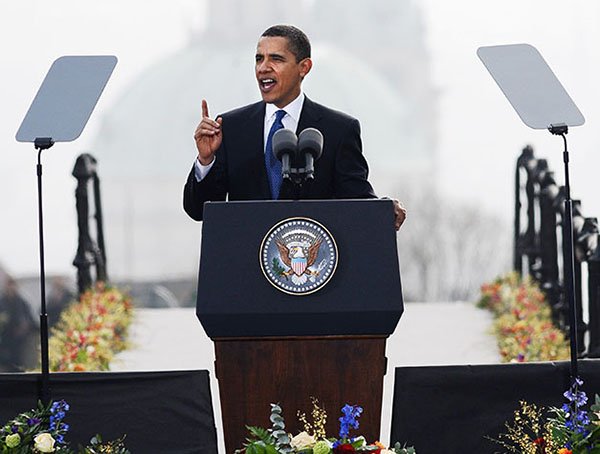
(194, 99), (223, 165)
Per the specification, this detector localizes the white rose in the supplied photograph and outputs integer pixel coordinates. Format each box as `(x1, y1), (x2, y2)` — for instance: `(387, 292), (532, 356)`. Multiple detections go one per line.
(34, 433), (55, 453)
(290, 431), (316, 450)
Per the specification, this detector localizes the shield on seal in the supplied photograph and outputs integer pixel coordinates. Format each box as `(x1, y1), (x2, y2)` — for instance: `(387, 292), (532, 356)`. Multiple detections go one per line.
(291, 257), (308, 276)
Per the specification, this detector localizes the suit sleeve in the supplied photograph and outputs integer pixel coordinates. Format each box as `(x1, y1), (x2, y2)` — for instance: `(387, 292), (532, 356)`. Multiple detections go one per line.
(333, 118), (377, 199)
(182, 144), (228, 221)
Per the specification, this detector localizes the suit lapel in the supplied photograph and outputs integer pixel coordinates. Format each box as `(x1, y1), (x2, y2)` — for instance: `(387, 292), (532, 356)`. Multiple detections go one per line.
(243, 102), (271, 198)
(297, 96), (322, 132)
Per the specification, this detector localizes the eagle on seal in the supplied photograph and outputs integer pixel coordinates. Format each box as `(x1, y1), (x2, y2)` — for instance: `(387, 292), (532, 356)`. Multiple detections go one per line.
(275, 238), (322, 280)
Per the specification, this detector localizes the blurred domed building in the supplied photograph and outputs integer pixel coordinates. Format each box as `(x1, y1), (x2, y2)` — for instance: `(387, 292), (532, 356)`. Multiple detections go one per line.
(92, 0), (437, 281)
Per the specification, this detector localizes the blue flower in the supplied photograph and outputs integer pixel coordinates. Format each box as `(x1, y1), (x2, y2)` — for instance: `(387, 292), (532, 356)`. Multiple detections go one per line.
(562, 377), (590, 435)
(338, 404), (363, 440)
(50, 400), (70, 415)
(565, 420), (574, 430)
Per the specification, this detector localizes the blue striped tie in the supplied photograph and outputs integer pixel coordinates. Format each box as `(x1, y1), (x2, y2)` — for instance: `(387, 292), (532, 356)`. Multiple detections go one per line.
(265, 110), (287, 199)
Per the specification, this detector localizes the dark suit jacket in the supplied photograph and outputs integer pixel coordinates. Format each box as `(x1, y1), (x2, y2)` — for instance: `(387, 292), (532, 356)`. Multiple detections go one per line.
(183, 97), (376, 221)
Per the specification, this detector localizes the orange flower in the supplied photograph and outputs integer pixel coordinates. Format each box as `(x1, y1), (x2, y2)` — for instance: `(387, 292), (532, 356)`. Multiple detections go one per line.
(558, 448), (573, 454)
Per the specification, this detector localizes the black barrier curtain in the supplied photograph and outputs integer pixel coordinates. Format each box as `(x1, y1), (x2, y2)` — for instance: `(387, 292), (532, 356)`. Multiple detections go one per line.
(390, 360), (600, 454)
(0, 370), (218, 454)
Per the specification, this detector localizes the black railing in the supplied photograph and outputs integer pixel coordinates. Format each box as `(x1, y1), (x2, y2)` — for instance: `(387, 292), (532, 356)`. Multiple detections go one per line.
(515, 145), (600, 356)
(72, 153), (107, 296)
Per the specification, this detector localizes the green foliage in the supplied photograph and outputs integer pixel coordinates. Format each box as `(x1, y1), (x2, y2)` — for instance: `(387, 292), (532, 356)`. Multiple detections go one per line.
(235, 426), (276, 454)
(391, 444), (417, 454)
(237, 402), (417, 453)
(270, 404), (293, 454)
(0, 400), (129, 454)
(272, 258), (288, 280)
(245, 443), (280, 454)
(79, 434), (130, 454)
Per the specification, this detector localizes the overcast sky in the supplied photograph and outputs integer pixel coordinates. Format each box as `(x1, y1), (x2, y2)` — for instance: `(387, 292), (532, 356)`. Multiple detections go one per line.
(2, 0), (600, 277)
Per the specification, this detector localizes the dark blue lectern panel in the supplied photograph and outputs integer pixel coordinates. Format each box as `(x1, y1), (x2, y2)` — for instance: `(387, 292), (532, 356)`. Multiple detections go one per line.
(196, 199), (403, 337)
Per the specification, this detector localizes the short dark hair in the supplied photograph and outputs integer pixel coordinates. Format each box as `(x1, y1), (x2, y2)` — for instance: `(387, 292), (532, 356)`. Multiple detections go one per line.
(261, 25), (311, 62)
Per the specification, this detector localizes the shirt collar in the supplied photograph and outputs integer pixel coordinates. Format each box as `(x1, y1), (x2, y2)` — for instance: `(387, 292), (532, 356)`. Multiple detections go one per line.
(265, 92), (305, 122)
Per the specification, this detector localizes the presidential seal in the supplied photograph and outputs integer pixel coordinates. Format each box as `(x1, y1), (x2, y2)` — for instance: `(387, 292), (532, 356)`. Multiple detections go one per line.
(260, 217), (338, 295)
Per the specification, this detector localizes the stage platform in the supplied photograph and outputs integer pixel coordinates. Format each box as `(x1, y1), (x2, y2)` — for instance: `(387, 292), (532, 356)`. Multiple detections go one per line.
(112, 302), (499, 451)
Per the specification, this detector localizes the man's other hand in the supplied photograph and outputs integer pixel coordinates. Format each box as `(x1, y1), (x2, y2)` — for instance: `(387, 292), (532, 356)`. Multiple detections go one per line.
(393, 199), (406, 231)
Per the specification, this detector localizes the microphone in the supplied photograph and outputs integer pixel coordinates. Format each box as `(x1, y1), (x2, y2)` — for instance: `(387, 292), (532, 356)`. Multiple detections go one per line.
(298, 128), (323, 179)
(272, 128), (297, 180)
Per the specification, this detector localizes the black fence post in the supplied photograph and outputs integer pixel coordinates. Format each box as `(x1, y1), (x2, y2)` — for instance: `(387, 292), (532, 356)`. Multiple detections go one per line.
(587, 231), (600, 357)
(571, 201), (587, 353)
(537, 170), (562, 322)
(92, 170), (107, 282)
(72, 154), (107, 296)
(514, 145), (599, 356)
(528, 159), (549, 281)
(514, 145), (536, 275)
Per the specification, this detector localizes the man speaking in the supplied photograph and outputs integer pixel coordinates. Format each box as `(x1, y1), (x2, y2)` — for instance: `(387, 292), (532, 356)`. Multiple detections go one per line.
(183, 24), (406, 230)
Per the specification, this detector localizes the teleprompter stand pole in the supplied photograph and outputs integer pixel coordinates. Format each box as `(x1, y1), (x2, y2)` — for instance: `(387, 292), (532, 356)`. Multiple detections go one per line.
(34, 137), (54, 405)
(549, 123), (579, 380)
(15, 55), (117, 406)
(478, 43), (586, 383)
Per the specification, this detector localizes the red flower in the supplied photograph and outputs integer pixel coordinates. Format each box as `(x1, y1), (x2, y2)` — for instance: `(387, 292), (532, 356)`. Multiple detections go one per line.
(333, 444), (356, 453)
(533, 437), (547, 453)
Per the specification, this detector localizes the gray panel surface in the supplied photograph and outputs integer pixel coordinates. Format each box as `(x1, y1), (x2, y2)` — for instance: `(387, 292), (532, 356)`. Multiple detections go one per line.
(16, 55), (117, 143)
(478, 44), (584, 129)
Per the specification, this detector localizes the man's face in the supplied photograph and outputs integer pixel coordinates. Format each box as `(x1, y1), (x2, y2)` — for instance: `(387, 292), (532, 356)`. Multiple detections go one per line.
(255, 36), (312, 108)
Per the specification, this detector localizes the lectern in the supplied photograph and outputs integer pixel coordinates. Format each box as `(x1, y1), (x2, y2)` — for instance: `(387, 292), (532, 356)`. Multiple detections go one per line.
(196, 199), (403, 452)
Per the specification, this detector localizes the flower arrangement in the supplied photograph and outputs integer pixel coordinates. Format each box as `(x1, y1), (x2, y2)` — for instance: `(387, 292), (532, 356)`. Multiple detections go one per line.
(0, 399), (129, 453)
(477, 273), (570, 362)
(491, 378), (600, 453)
(236, 399), (416, 454)
(48, 283), (133, 372)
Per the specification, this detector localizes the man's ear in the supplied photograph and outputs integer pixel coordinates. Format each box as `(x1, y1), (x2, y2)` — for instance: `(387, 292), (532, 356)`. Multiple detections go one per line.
(299, 58), (313, 79)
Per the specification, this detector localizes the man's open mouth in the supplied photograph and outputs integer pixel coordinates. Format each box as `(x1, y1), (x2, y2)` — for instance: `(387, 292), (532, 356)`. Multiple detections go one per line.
(260, 78), (277, 90)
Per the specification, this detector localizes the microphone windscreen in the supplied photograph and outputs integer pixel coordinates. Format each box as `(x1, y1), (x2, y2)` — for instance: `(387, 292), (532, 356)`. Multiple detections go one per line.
(272, 128), (297, 160)
(298, 128), (323, 159)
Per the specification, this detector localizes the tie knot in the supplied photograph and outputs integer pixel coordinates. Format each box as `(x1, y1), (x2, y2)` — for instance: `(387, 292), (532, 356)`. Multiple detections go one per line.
(275, 110), (286, 122)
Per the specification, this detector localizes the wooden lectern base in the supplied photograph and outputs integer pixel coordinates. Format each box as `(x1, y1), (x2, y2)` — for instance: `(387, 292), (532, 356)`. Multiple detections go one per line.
(214, 336), (387, 453)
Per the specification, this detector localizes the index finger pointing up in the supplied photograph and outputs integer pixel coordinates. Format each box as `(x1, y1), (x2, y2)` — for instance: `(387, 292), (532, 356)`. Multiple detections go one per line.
(202, 99), (210, 119)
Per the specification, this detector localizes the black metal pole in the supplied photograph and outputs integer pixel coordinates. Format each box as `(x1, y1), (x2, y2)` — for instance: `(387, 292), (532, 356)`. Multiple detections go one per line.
(34, 137), (53, 405)
(550, 125), (579, 380)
